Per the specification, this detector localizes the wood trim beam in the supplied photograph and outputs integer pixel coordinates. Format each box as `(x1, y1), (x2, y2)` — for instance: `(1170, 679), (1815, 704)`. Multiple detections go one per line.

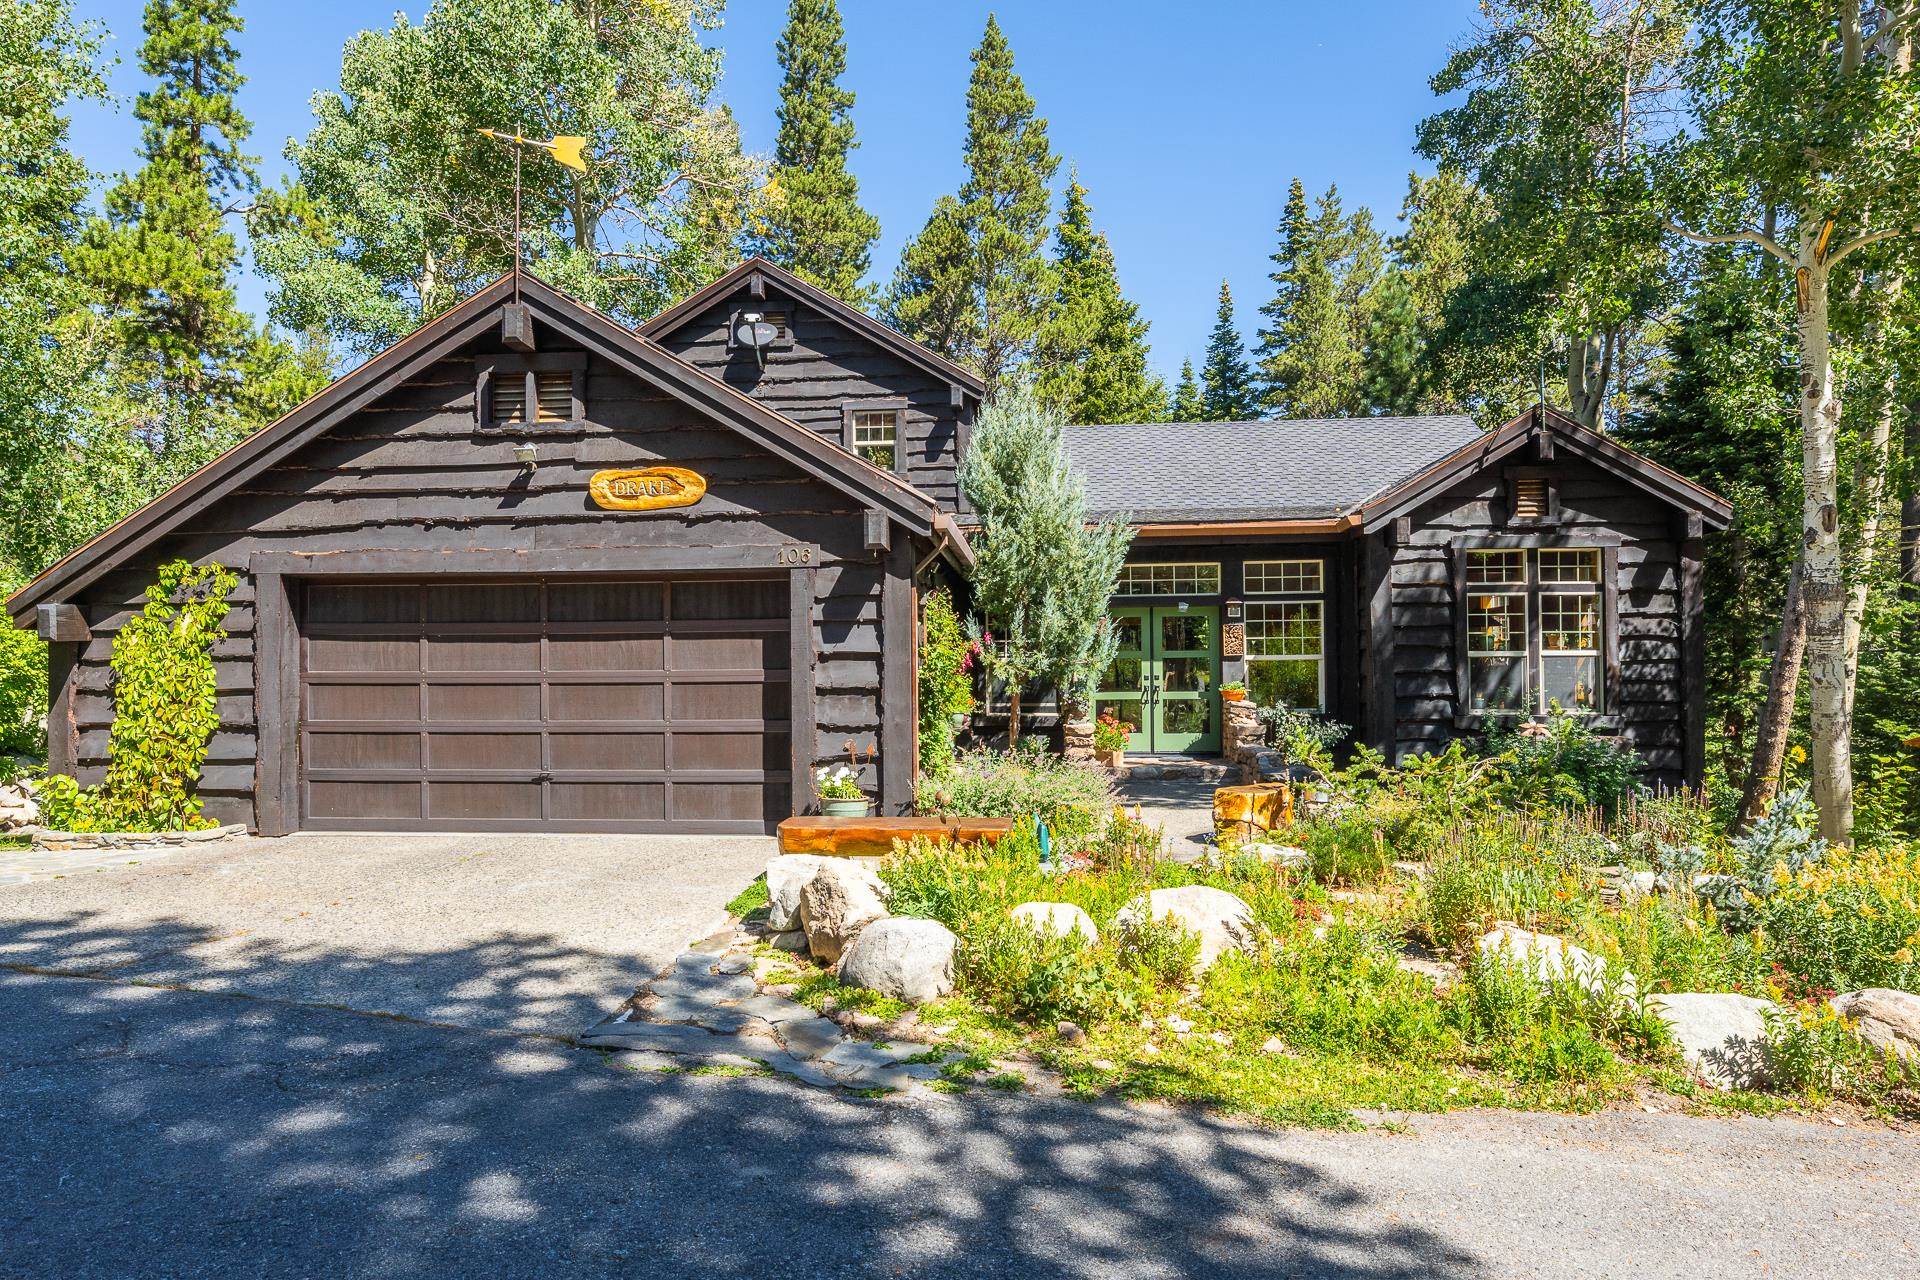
(253, 571), (299, 836)
(1365, 531), (1397, 759)
(36, 603), (89, 642)
(880, 543), (914, 817)
(45, 641), (78, 776)
(1131, 516), (1360, 539)
(251, 546), (827, 577)
(1679, 531), (1707, 789)
(789, 565), (817, 816)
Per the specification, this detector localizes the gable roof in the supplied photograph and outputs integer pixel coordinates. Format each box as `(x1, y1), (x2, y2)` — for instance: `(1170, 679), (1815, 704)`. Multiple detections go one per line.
(8, 271), (956, 626)
(638, 256), (987, 402)
(1063, 415), (1485, 525)
(1356, 405), (1733, 532)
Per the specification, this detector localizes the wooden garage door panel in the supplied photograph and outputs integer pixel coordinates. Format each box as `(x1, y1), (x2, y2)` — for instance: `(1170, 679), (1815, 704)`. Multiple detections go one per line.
(298, 577), (790, 833)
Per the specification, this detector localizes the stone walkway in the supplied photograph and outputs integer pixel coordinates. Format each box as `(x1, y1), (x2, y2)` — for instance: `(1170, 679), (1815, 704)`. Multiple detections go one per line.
(0, 841), (184, 886)
(1113, 772), (1222, 861)
(580, 926), (950, 1093)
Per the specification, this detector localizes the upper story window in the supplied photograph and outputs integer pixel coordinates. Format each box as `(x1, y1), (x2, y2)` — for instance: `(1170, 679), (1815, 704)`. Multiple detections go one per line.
(842, 399), (906, 474)
(1462, 546), (1606, 716)
(477, 353), (585, 431)
(1114, 562), (1222, 597)
(850, 410), (898, 469)
(1243, 558), (1324, 711)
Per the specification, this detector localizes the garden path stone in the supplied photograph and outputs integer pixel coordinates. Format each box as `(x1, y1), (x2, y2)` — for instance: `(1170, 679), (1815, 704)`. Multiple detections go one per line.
(644, 997), (759, 1033)
(579, 1020), (775, 1057)
(774, 1012), (847, 1059)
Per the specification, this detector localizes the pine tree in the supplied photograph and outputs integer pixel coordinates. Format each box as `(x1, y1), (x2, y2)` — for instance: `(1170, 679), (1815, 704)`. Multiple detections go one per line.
(1201, 281), (1259, 420)
(1168, 359), (1204, 420)
(79, 0), (256, 403)
(886, 15), (1059, 389)
(1257, 179), (1374, 418)
(748, 0), (879, 303)
(1034, 175), (1163, 423)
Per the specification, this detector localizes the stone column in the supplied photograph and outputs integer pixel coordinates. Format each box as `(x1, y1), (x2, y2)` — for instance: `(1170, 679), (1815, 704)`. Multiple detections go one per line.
(1223, 700), (1264, 772)
(1062, 719), (1096, 763)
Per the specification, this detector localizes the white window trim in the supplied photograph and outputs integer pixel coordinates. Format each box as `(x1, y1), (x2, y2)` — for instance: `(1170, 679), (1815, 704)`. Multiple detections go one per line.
(1463, 547), (1606, 716)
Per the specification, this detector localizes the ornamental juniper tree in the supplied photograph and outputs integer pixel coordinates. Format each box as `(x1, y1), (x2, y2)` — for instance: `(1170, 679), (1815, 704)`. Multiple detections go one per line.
(748, 0), (880, 303)
(960, 388), (1133, 742)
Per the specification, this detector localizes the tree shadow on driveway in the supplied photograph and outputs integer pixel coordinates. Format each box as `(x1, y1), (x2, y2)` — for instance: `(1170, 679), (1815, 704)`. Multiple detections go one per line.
(0, 911), (1487, 1280)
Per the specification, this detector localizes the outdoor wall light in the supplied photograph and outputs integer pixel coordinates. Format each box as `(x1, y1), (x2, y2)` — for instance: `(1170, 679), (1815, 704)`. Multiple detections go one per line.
(514, 442), (538, 470)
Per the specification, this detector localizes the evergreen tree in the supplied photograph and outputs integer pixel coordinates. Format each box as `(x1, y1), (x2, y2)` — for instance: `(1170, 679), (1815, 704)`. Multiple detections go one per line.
(1201, 281), (1259, 420)
(1034, 175), (1163, 423)
(1168, 359), (1204, 420)
(886, 15), (1059, 389)
(79, 0), (256, 403)
(747, 0), (879, 303)
(1361, 169), (1485, 414)
(1257, 179), (1375, 418)
(959, 388), (1133, 739)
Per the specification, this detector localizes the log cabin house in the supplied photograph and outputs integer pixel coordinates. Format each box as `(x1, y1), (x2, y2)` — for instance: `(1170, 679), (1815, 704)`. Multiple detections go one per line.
(6, 257), (1730, 834)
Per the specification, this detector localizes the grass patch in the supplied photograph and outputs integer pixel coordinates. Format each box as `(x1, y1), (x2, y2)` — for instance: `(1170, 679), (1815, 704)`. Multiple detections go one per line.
(0, 835), (30, 853)
(725, 876), (770, 919)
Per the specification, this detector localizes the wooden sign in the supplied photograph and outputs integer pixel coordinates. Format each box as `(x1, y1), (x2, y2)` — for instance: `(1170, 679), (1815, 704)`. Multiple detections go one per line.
(589, 466), (707, 512)
(1221, 622), (1245, 658)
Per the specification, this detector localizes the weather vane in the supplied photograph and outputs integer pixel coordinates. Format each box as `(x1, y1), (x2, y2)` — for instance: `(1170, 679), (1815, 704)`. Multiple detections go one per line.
(478, 127), (589, 299)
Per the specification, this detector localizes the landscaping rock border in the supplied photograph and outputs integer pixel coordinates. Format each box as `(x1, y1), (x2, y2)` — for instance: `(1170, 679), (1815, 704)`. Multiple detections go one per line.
(31, 823), (249, 852)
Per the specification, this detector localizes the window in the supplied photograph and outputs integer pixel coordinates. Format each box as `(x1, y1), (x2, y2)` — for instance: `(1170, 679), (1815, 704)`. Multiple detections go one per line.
(477, 354), (584, 430)
(1462, 547), (1606, 715)
(1243, 558), (1324, 710)
(850, 410), (898, 470)
(1113, 562), (1222, 596)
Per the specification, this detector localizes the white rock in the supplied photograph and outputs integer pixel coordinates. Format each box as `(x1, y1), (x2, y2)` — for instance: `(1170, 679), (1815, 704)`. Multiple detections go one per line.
(798, 862), (891, 966)
(1242, 843), (1311, 871)
(1010, 901), (1098, 944)
(1475, 924), (1637, 999)
(765, 855), (834, 931)
(837, 917), (957, 1003)
(1115, 885), (1259, 973)
(1649, 992), (1779, 1090)
(1619, 870), (1658, 900)
(1830, 988), (1920, 1063)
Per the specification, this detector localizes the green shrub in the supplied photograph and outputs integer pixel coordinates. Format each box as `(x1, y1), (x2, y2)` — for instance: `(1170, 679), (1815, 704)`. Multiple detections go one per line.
(913, 747), (1114, 845)
(36, 560), (236, 832)
(916, 589), (974, 780)
(1756, 844), (1920, 997)
(1451, 951), (1657, 1087)
(1116, 914), (1201, 988)
(1301, 812), (1392, 885)
(1761, 1005), (1919, 1112)
(1485, 710), (1643, 814)
(0, 610), (46, 759)
(961, 914), (1140, 1026)
(1416, 823), (1600, 951)
(1578, 893), (1767, 995)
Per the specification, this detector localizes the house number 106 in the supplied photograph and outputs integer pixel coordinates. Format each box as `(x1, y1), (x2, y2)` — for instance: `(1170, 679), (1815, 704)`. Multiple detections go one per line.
(776, 546), (813, 565)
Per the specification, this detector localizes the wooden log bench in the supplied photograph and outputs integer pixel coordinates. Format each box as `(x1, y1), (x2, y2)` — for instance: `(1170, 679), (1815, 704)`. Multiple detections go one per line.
(1212, 782), (1295, 841)
(776, 815), (1016, 858)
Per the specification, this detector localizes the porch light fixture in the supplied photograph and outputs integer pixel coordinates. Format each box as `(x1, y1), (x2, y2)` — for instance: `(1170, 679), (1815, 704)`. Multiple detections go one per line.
(514, 442), (538, 471)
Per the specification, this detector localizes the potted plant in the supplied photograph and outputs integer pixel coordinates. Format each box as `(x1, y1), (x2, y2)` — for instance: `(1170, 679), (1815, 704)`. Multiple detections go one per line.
(816, 765), (870, 818)
(1092, 710), (1132, 768)
(1220, 680), (1248, 703)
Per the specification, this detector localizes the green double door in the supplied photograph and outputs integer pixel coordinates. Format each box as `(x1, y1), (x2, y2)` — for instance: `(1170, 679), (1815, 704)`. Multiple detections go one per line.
(1095, 606), (1221, 754)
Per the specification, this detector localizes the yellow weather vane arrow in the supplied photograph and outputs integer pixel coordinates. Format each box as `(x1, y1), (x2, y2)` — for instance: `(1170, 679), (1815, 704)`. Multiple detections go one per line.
(478, 128), (588, 172)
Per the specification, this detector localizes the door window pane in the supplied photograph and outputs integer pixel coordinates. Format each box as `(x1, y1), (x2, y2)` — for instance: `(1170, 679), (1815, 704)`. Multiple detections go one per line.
(1159, 614), (1213, 652)
(1099, 656), (1143, 692)
(1114, 562), (1221, 596)
(1160, 697), (1213, 738)
(1160, 657), (1214, 692)
(1110, 614), (1143, 651)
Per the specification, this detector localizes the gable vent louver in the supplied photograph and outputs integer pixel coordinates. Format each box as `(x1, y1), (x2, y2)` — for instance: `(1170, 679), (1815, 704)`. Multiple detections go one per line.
(1512, 476), (1550, 523)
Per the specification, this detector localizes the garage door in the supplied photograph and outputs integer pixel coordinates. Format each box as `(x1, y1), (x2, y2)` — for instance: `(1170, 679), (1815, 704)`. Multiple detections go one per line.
(297, 577), (791, 832)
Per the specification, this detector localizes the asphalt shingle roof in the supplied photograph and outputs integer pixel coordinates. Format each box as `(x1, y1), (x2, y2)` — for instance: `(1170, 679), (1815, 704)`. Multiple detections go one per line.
(1061, 415), (1485, 524)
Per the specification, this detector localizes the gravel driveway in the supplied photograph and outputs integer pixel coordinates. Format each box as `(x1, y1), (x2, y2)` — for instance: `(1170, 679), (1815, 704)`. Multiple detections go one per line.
(0, 831), (770, 1033)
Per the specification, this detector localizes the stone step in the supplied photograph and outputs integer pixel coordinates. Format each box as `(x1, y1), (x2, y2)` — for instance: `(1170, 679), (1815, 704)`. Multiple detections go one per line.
(1122, 760), (1242, 783)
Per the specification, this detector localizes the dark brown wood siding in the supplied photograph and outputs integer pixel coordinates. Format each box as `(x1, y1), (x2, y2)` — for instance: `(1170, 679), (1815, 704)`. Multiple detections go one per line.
(1386, 455), (1687, 786)
(64, 331), (907, 830)
(652, 283), (966, 513)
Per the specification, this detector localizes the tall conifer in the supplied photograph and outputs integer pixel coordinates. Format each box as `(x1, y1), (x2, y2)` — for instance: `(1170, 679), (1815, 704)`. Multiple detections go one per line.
(1201, 281), (1259, 420)
(749, 0), (878, 303)
(1034, 175), (1162, 423)
(1168, 359), (1204, 421)
(886, 15), (1058, 389)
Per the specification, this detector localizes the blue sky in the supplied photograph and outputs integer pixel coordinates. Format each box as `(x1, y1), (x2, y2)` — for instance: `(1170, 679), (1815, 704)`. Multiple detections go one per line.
(65, 1), (1478, 382)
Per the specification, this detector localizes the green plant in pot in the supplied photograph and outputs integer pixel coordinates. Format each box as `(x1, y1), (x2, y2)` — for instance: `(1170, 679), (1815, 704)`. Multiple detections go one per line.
(817, 765), (870, 817)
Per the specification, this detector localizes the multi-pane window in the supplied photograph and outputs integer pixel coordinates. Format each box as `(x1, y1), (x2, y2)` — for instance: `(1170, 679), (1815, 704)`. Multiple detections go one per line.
(1113, 562), (1222, 596)
(1244, 558), (1323, 711)
(850, 409), (898, 470)
(1464, 547), (1605, 715)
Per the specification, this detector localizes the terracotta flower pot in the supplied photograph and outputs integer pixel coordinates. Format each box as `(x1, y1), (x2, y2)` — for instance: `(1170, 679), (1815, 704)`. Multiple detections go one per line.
(1221, 688), (1247, 703)
(1095, 748), (1125, 769)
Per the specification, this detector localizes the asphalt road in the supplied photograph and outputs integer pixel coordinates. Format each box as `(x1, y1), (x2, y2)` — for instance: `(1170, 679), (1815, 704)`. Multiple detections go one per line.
(3, 966), (1915, 1280)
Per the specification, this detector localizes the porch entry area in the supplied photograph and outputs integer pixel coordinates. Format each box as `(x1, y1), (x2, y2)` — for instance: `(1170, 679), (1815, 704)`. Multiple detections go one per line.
(1096, 605), (1221, 754)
